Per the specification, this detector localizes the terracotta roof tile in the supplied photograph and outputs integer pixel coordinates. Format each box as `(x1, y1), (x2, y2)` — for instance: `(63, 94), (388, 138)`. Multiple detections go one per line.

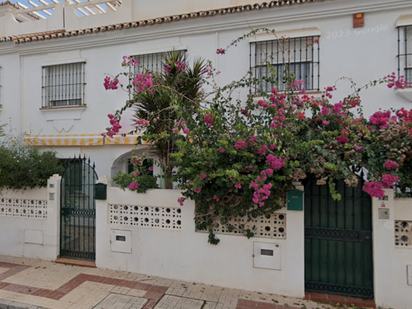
(0, 0), (322, 44)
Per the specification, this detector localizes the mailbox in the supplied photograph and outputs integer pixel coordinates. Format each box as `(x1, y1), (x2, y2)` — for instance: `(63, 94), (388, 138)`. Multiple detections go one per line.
(94, 183), (107, 200)
(287, 189), (303, 211)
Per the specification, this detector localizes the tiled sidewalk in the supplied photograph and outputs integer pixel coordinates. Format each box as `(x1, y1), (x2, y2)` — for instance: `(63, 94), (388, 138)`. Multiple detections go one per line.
(0, 255), (374, 309)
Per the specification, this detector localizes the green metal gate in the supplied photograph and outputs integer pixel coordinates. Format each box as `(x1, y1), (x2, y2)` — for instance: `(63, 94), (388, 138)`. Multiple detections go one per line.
(60, 156), (97, 261)
(304, 176), (374, 299)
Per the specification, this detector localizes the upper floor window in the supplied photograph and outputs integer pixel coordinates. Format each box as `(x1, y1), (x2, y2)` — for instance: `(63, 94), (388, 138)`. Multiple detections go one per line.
(398, 25), (412, 82)
(131, 50), (186, 73)
(42, 62), (86, 108)
(250, 36), (320, 93)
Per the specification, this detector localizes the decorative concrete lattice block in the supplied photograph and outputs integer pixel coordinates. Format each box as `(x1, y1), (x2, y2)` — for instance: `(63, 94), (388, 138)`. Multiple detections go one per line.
(0, 198), (48, 219)
(109, 204), (182, 230)
(395, 220), (412, 247)
(210, 213), (287, 239)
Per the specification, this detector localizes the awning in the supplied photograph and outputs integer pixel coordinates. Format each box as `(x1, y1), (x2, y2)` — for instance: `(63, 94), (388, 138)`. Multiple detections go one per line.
(104, 134), (143, 145)
(25, 133), (144, 146)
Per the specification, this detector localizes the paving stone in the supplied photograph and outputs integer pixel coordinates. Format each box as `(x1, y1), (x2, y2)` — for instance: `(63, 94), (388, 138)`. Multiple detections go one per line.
(93, 293), (148, 309)
(154, 295), (204, 309)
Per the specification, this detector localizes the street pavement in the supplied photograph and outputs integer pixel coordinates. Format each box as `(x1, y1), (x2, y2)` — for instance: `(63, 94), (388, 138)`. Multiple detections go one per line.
(0, 255), (374, 309)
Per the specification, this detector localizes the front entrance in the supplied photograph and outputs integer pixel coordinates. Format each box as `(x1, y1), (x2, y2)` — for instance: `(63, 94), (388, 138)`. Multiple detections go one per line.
(60, 156), (98, 261)
(304, 177), (374, 299)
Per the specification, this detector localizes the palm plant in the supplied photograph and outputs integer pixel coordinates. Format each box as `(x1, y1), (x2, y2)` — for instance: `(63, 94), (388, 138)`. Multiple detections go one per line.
(131, 51), (207, 189)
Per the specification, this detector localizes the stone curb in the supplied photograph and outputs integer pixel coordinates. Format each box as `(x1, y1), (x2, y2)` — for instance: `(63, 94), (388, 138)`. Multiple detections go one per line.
(0, 299), (45, 309)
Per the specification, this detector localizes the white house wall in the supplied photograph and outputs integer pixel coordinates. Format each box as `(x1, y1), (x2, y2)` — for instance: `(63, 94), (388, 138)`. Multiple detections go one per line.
(0, 0), (411, 178)
(0, 53), (21, 136)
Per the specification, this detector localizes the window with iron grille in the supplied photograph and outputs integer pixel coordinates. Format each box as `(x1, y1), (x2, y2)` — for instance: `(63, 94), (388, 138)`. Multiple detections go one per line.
(250, 36), (320, 93)
(131, 50), (186, 73)
(398, 26), (412, 82)
(42, 62), (86, 108)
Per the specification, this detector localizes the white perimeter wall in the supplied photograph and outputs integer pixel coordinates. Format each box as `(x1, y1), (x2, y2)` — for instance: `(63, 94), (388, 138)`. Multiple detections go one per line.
(0, 175), (61, 261)
(373, 190), (412, 309)
(96, 187), (305, 298)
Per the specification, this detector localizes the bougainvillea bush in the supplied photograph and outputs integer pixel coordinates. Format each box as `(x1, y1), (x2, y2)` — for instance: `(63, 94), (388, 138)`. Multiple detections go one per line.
(103, 29), (412, 243)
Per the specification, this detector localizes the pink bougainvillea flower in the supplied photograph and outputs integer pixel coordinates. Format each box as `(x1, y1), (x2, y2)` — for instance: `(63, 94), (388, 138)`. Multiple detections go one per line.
(265, 168), (274, 176)
(381, 174), (399, 188)
(362, 182), (385, 198)
(130, 171), (140, 177)
(369, 110), (391, 128)
(133, 73), (154, 93)
(104, 114), (122, 138)
(136, 119), (150, 126)
(354, 146), (363, 151)
(216, 48), (225, 55)
(257, 145), (268, 156)
(183, 128), (190, 134)
(234, 183), (242, 189)
(177, 197), (186, 206)
(235, 140), (247, 150)
(219, 148), (225, 153)
(213, 195), (220, 202)
(337, 135), (349, 144)
(258, 100), (269, 108)
(332, 102), (343, 115)
(194, 187), (202, 194)
(384, 160), (399, 170)
(148, 167), (153, 171)
(266, 154), (285, 170)
(204, 114), (215, 127)
(321, 106), (329, 116)
(103, 76), (119, 90)
(128, 182), (138, 190)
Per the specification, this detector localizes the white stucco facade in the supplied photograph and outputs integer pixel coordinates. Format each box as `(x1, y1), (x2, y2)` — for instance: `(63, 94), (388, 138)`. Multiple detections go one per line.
(0, 1), (412, 307)
(0, 0), (412, 176)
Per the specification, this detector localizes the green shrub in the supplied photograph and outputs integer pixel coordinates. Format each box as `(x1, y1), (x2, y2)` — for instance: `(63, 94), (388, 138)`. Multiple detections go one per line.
(113, 158), (158, 193)
(0, 143), (64, 190)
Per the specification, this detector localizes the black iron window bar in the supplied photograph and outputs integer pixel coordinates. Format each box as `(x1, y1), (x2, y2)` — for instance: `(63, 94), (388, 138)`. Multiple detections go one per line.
(250, 36), (320, 93)
(130, 50), (187, 74)
(398, 25), (412, 83)
(42, 62), (86, 108)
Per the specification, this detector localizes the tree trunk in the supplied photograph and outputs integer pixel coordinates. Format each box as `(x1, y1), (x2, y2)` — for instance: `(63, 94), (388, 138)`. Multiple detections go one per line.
(163, 166), (173, 189)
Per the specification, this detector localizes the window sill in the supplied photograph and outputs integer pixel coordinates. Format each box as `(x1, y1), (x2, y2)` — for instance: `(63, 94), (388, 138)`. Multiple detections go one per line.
(40, 105), (87, 111)
(395, 88), (412, 102)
